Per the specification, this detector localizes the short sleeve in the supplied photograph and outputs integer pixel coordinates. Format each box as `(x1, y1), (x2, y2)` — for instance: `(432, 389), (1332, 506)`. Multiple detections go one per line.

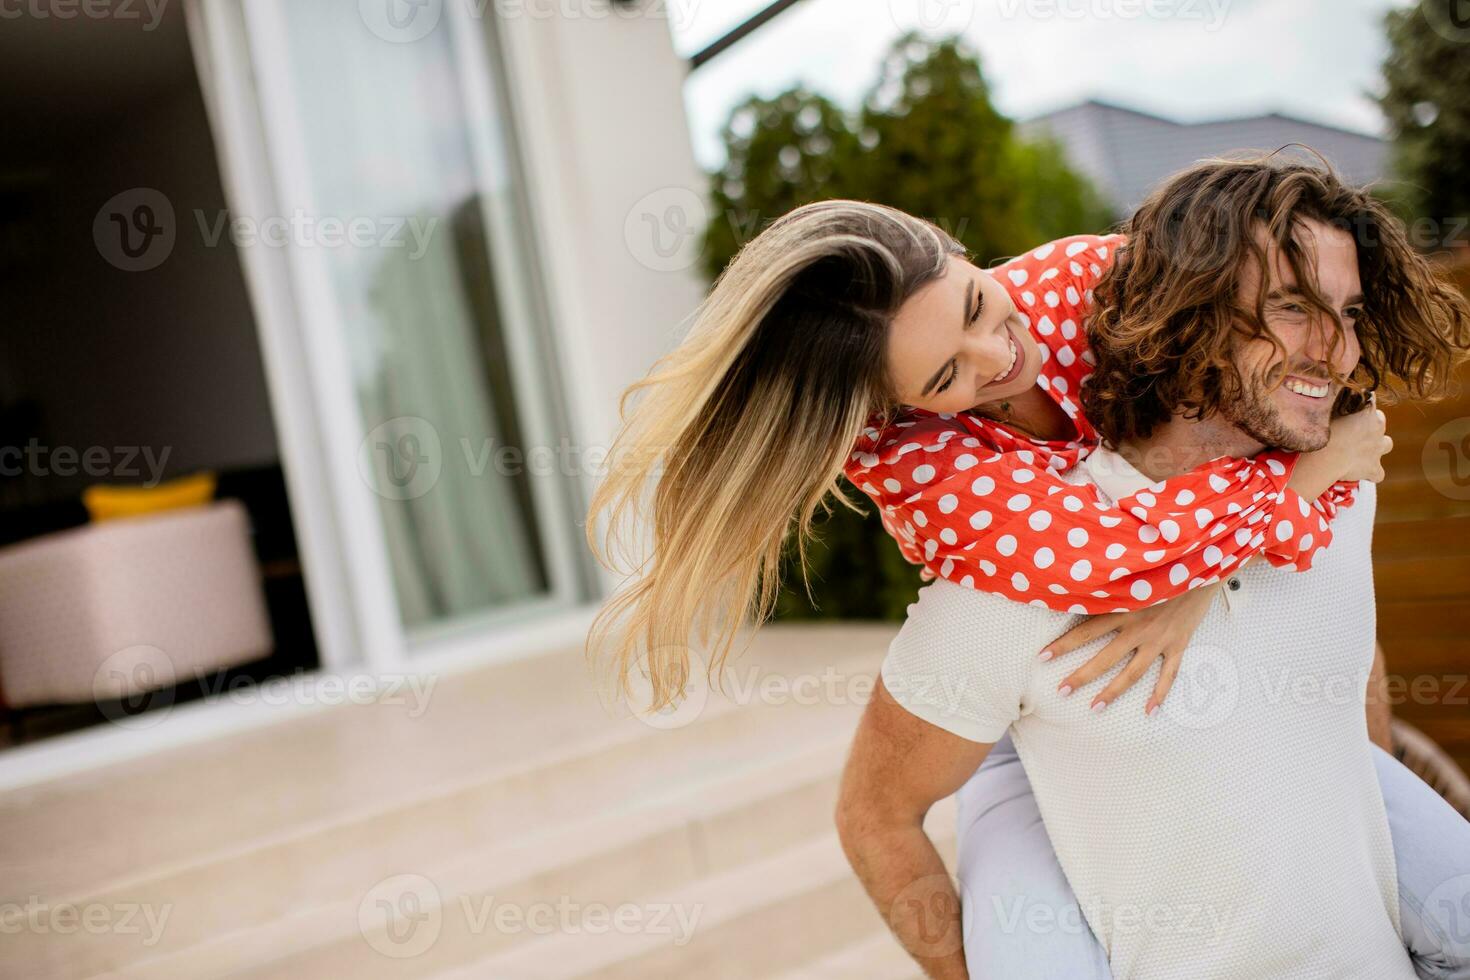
(881, 579), (1055, 744)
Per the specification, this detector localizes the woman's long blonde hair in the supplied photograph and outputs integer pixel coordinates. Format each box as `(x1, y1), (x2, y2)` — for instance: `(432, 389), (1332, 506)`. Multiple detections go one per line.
(585, 199), (965, 711)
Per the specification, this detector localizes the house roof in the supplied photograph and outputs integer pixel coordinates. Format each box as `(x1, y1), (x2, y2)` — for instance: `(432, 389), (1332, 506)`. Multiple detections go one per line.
(1018, 99), (1388, 214)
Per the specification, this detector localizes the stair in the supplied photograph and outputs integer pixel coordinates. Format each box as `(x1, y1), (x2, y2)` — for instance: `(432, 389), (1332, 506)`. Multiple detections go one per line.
(771, 928), (930, 980)
(0, 623), (939, 979)
(432, 804), (956, 980)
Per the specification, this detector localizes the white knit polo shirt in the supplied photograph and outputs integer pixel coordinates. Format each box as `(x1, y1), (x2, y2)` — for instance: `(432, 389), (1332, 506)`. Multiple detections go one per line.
(882, 450), (1412, 978)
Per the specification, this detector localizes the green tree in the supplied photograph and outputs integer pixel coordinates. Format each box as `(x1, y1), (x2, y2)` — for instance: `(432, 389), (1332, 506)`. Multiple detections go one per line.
(700, 88), (863, 281)
(698, 33), (1113, 622)
(1010, 135), (1115, 245)
(850, 35), (1033, 263)
(1379, 1), (1470, 229)
(703, 33), (1114, 277)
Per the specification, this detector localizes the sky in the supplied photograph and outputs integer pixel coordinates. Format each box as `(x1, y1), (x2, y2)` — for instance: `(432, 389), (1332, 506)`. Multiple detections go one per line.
(668, 0), (1414, 171)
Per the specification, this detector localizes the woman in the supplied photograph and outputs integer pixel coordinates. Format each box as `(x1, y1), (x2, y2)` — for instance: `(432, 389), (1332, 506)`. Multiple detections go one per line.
(586, 198), (1386, 715)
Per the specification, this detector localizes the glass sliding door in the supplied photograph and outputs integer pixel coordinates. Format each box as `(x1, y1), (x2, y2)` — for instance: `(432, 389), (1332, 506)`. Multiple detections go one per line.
(236, 0), (579, 641)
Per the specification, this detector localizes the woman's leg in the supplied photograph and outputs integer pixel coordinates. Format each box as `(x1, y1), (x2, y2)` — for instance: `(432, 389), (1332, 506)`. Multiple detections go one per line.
(954, 731), (1112, 978)
(1373, 745), (1470, 979)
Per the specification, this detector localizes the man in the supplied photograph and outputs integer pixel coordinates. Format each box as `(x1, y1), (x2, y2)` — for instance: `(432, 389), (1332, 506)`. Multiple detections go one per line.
(835, 159), (1470, 978)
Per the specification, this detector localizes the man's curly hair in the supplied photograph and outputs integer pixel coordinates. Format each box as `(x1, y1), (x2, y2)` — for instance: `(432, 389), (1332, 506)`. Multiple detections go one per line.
(1081, 153), (1470, 448)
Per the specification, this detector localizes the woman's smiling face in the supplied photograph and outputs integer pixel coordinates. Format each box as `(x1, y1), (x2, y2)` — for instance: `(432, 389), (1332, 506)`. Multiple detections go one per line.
(886, 254), (1044, 414)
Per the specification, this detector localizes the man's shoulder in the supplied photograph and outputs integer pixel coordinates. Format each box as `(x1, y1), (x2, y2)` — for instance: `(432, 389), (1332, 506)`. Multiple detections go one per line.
(883, 578), (1070, 744)
(891, 577), (1073, 661)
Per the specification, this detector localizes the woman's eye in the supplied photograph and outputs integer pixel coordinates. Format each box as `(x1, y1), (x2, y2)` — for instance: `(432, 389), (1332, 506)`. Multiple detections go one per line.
(937, 373), (954, 394)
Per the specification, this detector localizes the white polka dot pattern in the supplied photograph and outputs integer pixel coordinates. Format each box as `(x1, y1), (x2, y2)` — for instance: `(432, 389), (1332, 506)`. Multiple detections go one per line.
(843, 233), (1359, 613)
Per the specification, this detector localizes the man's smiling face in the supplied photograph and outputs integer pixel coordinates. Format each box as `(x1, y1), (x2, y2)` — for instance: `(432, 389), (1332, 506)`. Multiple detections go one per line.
(1224, 218), (1364, 452)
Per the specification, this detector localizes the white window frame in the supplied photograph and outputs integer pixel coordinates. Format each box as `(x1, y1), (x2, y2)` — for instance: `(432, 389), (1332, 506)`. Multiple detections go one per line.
(238, 0), (591, 664)
(0, 0), (601, 789)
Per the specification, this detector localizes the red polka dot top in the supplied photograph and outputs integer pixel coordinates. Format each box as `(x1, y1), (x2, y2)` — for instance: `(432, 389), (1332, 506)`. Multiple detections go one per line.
(843, 233), (1358, 614)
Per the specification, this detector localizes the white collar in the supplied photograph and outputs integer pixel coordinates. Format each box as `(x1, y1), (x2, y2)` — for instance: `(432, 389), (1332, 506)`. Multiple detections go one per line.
(1081, 446), (1157, 503)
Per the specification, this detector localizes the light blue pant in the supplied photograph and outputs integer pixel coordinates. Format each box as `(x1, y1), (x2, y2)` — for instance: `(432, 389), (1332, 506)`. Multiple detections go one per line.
(957, 732), (1470, 978)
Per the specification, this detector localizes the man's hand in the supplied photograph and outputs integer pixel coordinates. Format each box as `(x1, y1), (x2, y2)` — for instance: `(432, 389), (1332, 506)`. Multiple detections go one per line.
(836, 677), (993, 979)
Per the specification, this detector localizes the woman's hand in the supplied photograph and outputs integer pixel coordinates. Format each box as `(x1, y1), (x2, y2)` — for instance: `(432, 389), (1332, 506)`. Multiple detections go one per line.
(1038, 582), (1220, 715)
(1330, 395), (1392, 482)
(1293, 396), (1392, 495)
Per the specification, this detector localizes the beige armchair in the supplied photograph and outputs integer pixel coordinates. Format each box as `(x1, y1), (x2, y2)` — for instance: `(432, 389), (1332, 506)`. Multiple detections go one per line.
(0, 499), (273, 708)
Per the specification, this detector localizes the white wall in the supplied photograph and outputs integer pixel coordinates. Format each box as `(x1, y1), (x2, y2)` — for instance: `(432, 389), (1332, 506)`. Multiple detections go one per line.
(497, 7), (710, 595)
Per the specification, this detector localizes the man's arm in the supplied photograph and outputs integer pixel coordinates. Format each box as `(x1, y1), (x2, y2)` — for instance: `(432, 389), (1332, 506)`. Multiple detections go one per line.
(835, 676), (993, 980)
(1367, 641), (1393, 753)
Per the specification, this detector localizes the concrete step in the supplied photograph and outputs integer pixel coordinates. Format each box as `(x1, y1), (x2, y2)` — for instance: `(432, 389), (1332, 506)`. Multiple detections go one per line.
(437, 799), (957, 980)
(772, 928), (925, 980)
(161, 734), (857, 979)
(0, 623), (897, 979)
